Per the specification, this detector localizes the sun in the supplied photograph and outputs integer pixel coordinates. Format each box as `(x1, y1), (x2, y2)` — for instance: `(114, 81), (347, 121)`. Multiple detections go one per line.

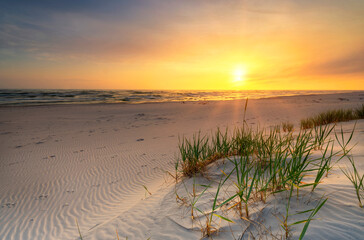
(232, 66), (247, 85)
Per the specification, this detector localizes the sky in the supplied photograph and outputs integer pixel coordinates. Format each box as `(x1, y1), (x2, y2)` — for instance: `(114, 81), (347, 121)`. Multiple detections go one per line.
(0, 0), (363, 90)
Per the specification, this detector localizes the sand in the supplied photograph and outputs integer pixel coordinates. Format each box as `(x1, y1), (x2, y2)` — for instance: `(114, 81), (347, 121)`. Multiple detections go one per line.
(0, 92), (363, 240)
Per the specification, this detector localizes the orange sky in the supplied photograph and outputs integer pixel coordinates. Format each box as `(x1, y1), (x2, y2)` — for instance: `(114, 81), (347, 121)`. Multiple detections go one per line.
(0, 0), (363, 90)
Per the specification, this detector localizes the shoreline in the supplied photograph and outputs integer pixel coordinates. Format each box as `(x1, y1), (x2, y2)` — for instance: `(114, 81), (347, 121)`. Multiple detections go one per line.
(0, 90), (361, 108)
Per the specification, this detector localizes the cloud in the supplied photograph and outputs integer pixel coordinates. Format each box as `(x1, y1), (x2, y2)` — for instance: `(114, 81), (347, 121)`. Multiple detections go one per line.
(305, 49), (364, 76)
(0, 0), (210, 62)
(1, 0), (364, 69)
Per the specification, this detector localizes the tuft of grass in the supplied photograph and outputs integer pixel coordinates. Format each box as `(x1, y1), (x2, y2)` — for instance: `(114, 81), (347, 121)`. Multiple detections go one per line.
(229, 155), (257, 219)
(334, 123), (356, 156)
(311, 141), (334, 192)
(341, 157), (364, 208)
(196, 175), (236, 237)
(275, 183), (295, 239)
(182, 177), (211, 219)
(312, 124), (335, 150)
(295, 197), (328, 240)
(177, 132), (211, 176)
(282, 122), (294, 133)
(301, 109), (355, 129)
(212, 127), (232, 158)
(355, 104), (364, 118)
(301, 104), (364, 129)
(276, 184), (328, 239)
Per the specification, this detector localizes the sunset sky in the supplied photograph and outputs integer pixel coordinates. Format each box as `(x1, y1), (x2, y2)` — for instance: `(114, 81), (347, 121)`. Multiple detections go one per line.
(0, 0), (363, 90)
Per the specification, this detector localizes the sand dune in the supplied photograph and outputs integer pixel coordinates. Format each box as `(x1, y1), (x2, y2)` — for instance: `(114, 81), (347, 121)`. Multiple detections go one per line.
(0, 92), (363, 239)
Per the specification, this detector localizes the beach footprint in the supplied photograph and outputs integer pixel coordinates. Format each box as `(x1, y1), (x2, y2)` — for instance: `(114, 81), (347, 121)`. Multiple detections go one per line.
(35, 194), (48, 200)
(2, 202), (16, 208)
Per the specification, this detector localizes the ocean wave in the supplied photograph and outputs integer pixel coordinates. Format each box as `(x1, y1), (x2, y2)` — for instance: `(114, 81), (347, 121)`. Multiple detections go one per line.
(0, 89), (354, 106)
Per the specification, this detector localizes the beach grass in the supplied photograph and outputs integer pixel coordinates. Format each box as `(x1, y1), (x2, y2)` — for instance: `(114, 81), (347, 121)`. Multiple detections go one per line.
(355, 104), (364, 118)
(300, 104), (364, 129)
(175, 103), (359, 238)
(341, 157), (364, 208)
(300, 109), (354, 129)
(296, 197), (328, 240)
(282, 121), (294, 133)
(199, 175), (236, 237)
(175, 123), (342, 237)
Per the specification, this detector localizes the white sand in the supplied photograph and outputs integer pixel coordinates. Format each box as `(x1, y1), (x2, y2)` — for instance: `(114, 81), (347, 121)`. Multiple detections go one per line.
(0, 92), (363, 240)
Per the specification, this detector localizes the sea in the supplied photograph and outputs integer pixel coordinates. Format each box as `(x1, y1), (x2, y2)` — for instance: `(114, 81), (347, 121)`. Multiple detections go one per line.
(0, 89), (354, 106)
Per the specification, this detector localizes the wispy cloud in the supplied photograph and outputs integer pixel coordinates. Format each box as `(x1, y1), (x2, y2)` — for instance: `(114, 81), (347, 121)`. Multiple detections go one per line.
(307, 49), (364, 75)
